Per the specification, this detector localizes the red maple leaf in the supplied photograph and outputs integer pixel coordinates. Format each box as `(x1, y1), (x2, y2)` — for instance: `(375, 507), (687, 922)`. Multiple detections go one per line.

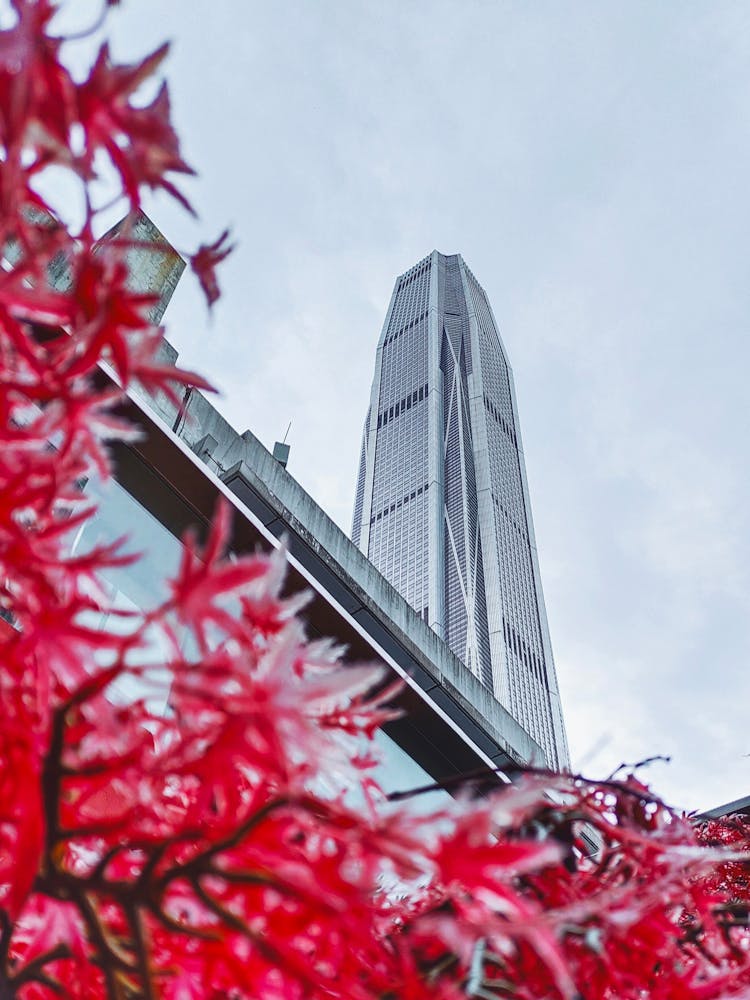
(78, 42), (194, 207)
(190, 228), (235, 309)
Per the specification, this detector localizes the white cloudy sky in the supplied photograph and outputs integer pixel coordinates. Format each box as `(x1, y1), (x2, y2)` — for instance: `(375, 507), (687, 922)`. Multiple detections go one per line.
(59, 1), (750, 813)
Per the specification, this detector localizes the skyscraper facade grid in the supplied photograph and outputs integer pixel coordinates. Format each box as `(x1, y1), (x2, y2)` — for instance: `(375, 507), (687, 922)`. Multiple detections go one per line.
(352, 252), (569, 769)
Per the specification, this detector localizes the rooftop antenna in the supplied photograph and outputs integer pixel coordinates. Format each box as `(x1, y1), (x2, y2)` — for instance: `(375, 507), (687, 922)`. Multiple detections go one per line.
(273, 421), (292, 469)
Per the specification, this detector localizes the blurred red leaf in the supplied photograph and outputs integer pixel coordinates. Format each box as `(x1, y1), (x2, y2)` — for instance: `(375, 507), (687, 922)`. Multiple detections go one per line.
(190, 228), (234, 308)
(78, 42), (194, 205)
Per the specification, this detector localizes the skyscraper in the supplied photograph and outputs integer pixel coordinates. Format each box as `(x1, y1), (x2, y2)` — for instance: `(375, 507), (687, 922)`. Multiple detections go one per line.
(352, 252), (569, 769)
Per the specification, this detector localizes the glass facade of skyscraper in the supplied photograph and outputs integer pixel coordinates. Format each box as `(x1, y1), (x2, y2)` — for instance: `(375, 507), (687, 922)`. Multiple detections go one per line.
(353, 252), (569, 769)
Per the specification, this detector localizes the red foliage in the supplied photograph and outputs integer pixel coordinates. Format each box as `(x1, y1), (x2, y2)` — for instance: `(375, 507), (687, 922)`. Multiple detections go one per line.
(190, 229), (234, 310)
(1, 2), (749, 998)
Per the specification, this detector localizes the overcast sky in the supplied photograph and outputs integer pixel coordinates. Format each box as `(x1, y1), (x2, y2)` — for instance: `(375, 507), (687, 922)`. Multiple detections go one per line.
(61, 1), (750, 813)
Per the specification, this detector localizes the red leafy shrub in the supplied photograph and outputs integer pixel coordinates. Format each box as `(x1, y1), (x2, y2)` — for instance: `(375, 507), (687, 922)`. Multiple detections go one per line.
(1, 2), (749, 997)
